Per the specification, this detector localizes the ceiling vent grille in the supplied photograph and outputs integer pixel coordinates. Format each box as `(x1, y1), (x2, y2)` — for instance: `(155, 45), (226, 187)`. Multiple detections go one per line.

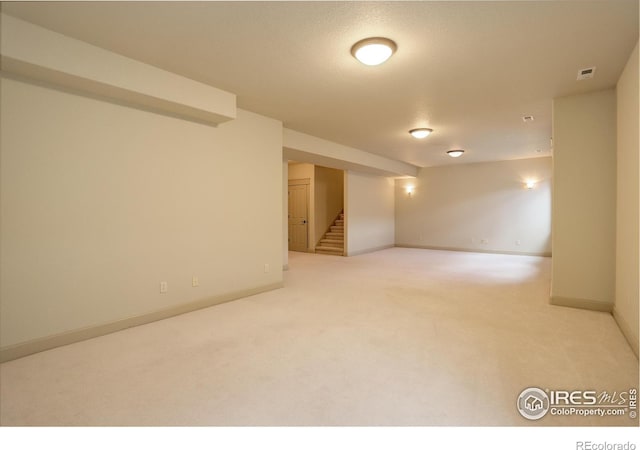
(577, 67), (596, 80)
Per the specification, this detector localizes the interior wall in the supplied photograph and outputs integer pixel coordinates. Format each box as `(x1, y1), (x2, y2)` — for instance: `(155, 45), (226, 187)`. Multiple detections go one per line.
(287, 162), (315, 252)
(614, 41), (639, 356)
(0, 76), (283, 349)
(314, 166), (344, 245)
(395, 157), (552, 255)
(282, 159), (289, 269)
(552, 89), (617, 310)
(345, 171), (394, 256)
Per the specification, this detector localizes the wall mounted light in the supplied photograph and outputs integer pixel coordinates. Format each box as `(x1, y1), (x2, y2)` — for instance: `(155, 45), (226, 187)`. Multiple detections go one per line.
(351, 37), (397, 66)
(409, 128), (433, 139)
(447, 150), (465, 158)
(406, 186), (414, 197)
(525, 180), (536, 189)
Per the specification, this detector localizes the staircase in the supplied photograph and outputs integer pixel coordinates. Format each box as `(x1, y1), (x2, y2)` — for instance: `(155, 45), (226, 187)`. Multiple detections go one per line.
(315, 211), (344, 256)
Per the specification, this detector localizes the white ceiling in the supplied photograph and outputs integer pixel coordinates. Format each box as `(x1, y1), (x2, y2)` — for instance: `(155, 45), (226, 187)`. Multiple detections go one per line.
(3, 1), (638, 168)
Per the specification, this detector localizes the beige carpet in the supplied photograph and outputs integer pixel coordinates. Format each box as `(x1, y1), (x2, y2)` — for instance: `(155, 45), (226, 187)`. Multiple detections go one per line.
(0, 248), (637, 426)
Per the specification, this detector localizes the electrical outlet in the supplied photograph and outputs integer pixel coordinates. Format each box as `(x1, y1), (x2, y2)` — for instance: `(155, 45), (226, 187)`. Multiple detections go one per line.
(264, 264), (270, 273)
(516, 240), (521, 246)
(160, 281), (168, 293)
(192, 276), (199, 287)
(481, 239), (489, 244)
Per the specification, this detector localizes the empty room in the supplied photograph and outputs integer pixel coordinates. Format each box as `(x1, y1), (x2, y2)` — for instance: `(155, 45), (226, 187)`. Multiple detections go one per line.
(0, 0), (638, 440)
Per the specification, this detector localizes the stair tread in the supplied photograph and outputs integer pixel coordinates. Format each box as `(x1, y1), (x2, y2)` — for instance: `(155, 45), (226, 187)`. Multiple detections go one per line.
(316, 247), (344, 253)
(318, 212), (345, 256)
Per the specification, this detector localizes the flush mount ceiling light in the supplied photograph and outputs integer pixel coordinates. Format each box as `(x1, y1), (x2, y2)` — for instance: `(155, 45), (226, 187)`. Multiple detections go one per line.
(351, 37), (397, 66)
(447, 150), (465, 158)
(409, 128), (433, 139)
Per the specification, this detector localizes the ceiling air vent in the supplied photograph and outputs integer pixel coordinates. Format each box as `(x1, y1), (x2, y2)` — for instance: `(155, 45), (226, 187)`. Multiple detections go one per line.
(522, 115), (534, 123)
(577, 66), (596, 81)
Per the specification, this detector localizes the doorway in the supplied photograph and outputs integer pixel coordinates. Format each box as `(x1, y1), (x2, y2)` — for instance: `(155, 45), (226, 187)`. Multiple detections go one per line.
(288, 179), (309, 252)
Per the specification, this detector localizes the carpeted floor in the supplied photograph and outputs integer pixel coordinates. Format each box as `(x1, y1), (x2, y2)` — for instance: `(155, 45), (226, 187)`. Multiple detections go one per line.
(0, 248), (637, 426)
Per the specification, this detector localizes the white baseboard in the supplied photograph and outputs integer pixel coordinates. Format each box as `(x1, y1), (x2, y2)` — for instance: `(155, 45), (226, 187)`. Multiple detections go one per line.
(395, 243), (551, 257)
(550, 296), (613, 312)
(612, 307), (639, 358)
(345, 244), (395, 257)
(0, 282), (284, 363)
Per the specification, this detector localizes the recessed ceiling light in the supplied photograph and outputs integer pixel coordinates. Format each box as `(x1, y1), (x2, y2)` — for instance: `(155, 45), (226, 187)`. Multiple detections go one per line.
(351, 37), (397, 66)
(522, 115), (534, 123)
(409, 128), (433, 139)
(447, 150), (465, 158)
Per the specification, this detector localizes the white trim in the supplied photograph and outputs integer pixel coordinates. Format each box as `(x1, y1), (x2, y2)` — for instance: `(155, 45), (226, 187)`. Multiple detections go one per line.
(0, 282), (283, 363)
(613, 307), (639, 358)
(345, 244), (395, 257)
(395, 244), (551, 258)
(550, 296), (613, 313)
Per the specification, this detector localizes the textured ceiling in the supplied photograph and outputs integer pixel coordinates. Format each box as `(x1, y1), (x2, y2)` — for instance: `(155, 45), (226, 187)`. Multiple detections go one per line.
(3, 1), (638, 168)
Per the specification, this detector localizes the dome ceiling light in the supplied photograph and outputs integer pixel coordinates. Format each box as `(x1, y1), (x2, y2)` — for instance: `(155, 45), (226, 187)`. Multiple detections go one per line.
(447, 150), (465, 158)
(409, 128), (433, 139)
(351, 37), (397, 66)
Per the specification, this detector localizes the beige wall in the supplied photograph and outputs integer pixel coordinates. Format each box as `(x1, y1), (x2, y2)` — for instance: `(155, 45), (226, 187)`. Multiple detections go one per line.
(395, 158), (552, 255)
(614, 41), (639, 355)
(345, 172), (395, 256)
(552, 89), (617, 310)
(0, 76), (283, 349)
(287, 162), (315, 252)
(282, 159), (289, 269)
(314, 166), (344, 246)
